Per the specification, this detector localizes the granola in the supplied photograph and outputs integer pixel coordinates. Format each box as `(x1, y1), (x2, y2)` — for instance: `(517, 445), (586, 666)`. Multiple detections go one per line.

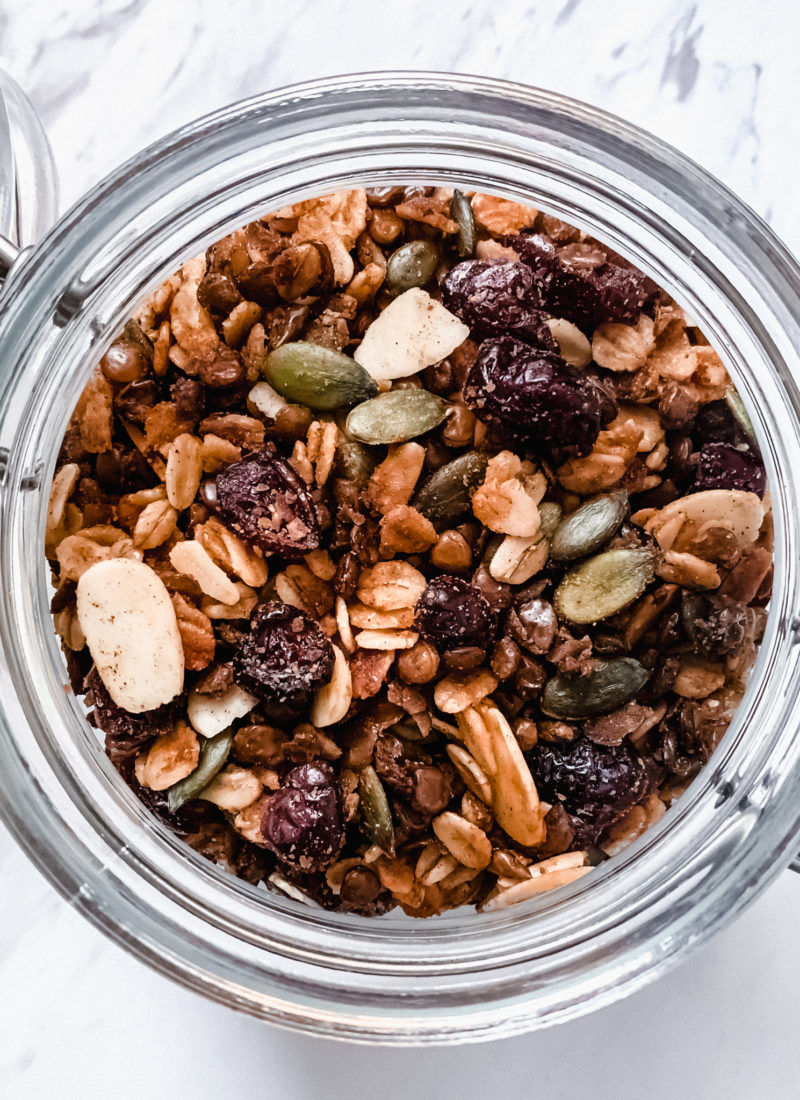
(48, 186), (771, 917)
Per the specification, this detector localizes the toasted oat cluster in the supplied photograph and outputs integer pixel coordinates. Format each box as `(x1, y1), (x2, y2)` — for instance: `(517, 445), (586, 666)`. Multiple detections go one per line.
(46, 186), (772, 916)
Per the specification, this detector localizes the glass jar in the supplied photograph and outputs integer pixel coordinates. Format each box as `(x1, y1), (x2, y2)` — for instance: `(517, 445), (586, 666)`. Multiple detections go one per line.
(2, 72), (800, 1045)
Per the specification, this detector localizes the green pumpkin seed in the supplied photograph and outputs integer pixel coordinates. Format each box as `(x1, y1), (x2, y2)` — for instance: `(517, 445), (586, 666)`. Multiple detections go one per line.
(537, 501), (563, 541)
(725, 385), (758, 447)
(346, 389), (449, 445)
(263, 341), (378, 410)
(541, 658), (650, 720)
(386, 240), (440, 293)
(452, 190), (476, 258)
(550, 492), (628, 562)
(167, 729), (234, 813)
(554, 546), (654, 624)
(335, 439), (375, 486)
(412, 451), (491, 526)
(359, 765), (395, 855)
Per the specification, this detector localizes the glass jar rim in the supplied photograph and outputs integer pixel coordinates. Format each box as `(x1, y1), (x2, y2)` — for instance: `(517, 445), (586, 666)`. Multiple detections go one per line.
(2, 72), (800, 1044)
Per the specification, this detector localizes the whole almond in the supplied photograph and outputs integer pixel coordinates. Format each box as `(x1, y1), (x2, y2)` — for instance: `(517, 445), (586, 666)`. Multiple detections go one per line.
(77, 558), (184, 712)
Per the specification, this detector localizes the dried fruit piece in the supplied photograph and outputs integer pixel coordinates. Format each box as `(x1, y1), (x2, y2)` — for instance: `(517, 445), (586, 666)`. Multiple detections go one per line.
(528, 735), (648, 843)
(215, 445), (321, 557)
(346, 389), (450, 445)
(464, 336), (607, 464)
(550, 492), (628, 562)
(555, 547), (655, 624)
(452, 190), (476, 258)
(442, 260), (554, 344)
(692, 442), (766, 497)
(233, 602), (334, 709)
(385, 240), (439, 293)
(167, 729), (234, 812)
(541, 658), (650, 720)
(359, 765), (395, 854)
(354, 288), (470, 381)
(263, 342), (378, 409)
(187, 683), (258, 738)
(412, 451), (490, 526)
(77, 559), (184, 713)
(262, 761), (343, 871)
(415, 575), (497, 650)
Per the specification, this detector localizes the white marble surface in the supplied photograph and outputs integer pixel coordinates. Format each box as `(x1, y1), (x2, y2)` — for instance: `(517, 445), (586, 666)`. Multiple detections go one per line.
(2, 1), (800, 1096)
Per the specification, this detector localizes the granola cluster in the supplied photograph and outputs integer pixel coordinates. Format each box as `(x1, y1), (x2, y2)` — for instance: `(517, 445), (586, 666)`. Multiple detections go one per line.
(46, 186), (772, 916)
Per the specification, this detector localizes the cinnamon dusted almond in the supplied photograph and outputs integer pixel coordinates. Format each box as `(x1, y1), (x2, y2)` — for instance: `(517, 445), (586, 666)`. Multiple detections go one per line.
(77, 558), (184, 712)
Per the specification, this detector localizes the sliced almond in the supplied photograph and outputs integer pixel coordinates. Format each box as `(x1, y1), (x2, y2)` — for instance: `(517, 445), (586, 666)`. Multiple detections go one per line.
(354, 629), (419, 651)
(311, 646), (352, 727)
(199, 765), (262, 811)
(489, 533), (549, 585)
(77, 558), (184, 712)
(458, 702), (546, 847)
(187, 683), (259, 738)
(546, 318), (591, 368)
(645, 489), (764, 551)
(165, 433), (203, 511)
(354, 288), (469, 381)
(479, 865), (592, 911)
(169, 540), (241, 605)
(432, 811), (492, 870)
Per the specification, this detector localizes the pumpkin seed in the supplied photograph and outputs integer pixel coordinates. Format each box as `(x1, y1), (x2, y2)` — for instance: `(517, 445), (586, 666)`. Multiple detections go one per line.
(725, 385), (758, 447)
(555, 546), (654, 624)
(386, 240), (440, 293)
(452, 190), (476, 258)
(550, 492), (628, 562)
(537, 501), (563, 540)
(412, 450), (491, 525)
(263, 341), (378, 410)
(541, 657), (650, 720)
(335, 439), (375, 486)
(167, 729), (233, 812)
(346, 389), (449, 445)
(359, 765), (395, 855)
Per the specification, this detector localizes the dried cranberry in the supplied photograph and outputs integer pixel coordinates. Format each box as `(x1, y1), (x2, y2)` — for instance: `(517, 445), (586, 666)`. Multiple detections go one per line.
(682, 592), (756, 659)
(232, 602), (334, 708)
(527, 735), (648, 845)
(115, 379), (160, 424)
(506, 598), (557, 655)
(464, 336), (606, 463)
(88, 670), (176, 767)
(216, 445), (321, 556)
(691, 442), (766, 497)
(261, 762), (343, 871)
(691, 399), (749, 448)
(415, 575), (497, 651)
(441, 260), (556, 346)
(507, 233), (659, 331)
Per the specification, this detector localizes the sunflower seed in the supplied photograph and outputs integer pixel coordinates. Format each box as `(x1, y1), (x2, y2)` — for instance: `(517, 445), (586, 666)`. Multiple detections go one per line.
(554, 546), (654, 623)
(264, 341), (378, 409)
(346, 389), (449, 445)
(541, 657), (650, 720)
